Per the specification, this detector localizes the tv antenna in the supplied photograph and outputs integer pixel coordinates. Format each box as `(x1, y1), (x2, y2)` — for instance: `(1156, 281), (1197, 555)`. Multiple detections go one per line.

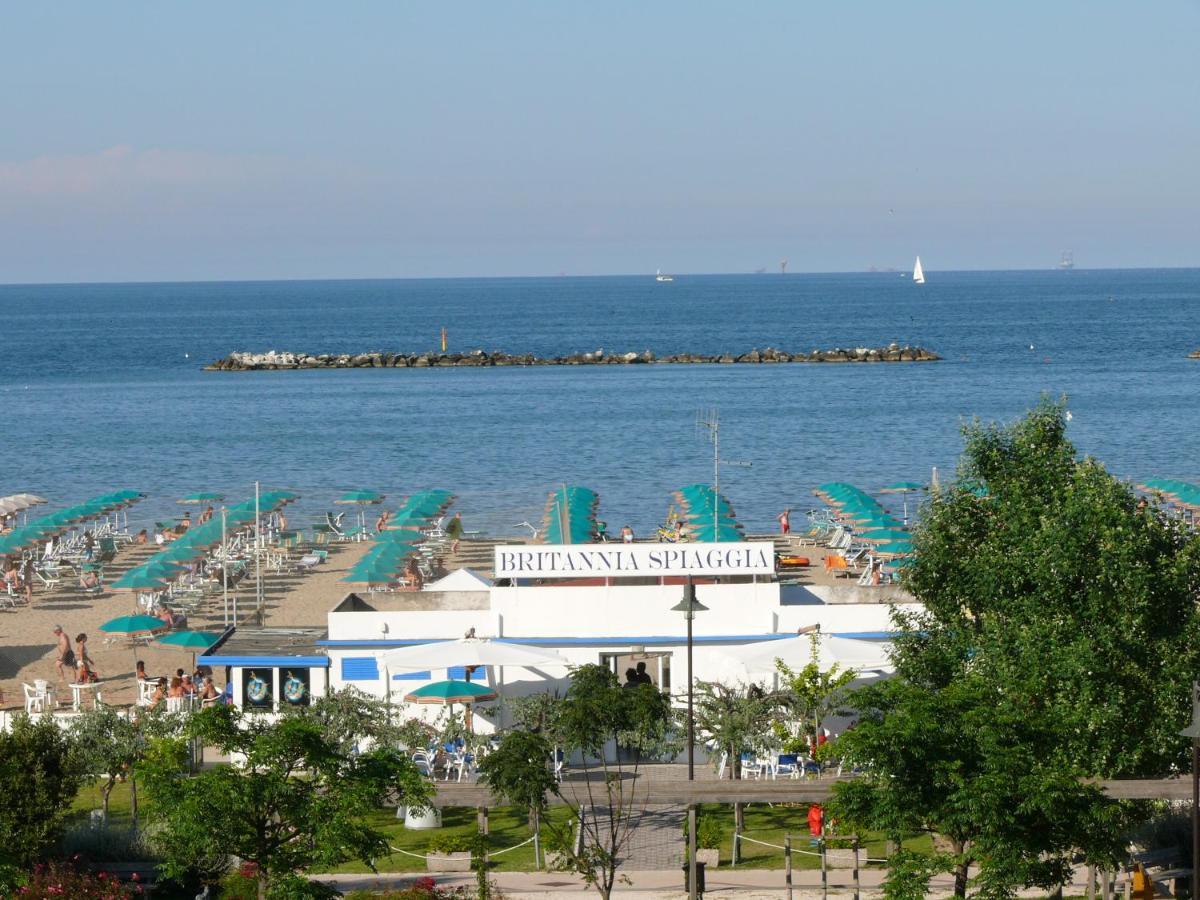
(696, 409), (752, 528)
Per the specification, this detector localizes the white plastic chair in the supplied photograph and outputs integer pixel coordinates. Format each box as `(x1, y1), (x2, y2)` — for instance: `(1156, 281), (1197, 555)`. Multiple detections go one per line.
(23, 682), (48, 713)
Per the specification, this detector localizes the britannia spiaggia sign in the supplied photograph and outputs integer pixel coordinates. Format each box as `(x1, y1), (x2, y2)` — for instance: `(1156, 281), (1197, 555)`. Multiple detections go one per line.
(493, 542), (776, 579)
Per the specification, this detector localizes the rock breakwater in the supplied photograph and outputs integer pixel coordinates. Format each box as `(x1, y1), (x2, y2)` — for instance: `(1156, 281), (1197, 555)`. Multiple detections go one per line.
(205, 345), (941, 371)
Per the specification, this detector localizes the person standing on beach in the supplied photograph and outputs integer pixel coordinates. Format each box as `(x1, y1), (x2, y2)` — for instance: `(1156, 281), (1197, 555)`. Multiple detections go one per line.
(446, 512), (464, 553)
(21, 557), (34, 604)
(777, 508), (791, 535)
(621, 524), (634, 543)
(53, 625), (75, 685)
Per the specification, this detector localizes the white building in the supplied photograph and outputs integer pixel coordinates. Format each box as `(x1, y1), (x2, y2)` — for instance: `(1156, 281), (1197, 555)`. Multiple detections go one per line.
(204, 542), (916, 729)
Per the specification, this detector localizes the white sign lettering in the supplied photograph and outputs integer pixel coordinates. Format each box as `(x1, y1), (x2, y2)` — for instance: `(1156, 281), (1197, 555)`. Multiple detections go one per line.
(493, 542), (775, 579)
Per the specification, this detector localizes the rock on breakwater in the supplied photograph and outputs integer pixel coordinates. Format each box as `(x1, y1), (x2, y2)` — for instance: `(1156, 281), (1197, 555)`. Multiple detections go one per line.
(205, 344), (942, 371)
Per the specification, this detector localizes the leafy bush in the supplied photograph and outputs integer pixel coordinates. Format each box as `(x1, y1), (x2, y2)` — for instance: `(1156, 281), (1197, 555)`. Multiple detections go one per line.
(217, 870), (258, 900)
(696, 815), (723, 850)
(426, 832), (474, 854)
(15, 860), (139, 897)
(61, 822), (160, 863)
(343, 878), (479, 899)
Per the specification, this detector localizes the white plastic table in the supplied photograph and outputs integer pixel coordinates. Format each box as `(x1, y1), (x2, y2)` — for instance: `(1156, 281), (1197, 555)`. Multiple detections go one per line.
(70, 681), (104, 711)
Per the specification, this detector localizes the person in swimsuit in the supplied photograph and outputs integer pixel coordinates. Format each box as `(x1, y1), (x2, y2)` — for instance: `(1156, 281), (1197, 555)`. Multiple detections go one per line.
(777, 508), (792, 535)
(53, 625), (75, 684)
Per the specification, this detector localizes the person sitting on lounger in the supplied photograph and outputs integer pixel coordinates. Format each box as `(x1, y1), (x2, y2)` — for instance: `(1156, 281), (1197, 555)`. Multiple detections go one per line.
(154, 604), (186, 630)
(79, 568), (102, 591)
(134, 528), (148, 544)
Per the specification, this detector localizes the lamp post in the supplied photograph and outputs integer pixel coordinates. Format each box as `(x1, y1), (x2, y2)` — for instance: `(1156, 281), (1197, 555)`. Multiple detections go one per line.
(1178, 681), (1200, 899)
(671, 577), (708, 900)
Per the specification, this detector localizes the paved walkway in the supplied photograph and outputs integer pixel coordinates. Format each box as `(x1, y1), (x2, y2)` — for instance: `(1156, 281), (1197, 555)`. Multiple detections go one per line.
(618, 803), (684, 870)
(314, 865), (1098, 898)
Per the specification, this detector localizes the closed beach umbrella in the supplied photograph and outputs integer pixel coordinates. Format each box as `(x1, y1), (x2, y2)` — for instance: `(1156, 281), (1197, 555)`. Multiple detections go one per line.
(404, 679), (499, 705)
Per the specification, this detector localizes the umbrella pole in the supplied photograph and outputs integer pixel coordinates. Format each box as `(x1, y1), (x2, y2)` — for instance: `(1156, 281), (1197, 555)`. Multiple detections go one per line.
(221, 507), (229, 628)
(254, 482), (263, 622)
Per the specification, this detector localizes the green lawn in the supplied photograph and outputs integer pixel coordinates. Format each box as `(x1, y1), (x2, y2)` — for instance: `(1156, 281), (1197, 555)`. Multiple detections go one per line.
(70, 780), (570, 874)
(327, 805), (575, 874)
(696, 802), (935, 870)
(70, 783), (935, 874)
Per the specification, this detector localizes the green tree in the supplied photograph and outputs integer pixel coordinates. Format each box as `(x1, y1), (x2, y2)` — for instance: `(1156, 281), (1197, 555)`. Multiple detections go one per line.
(477, 729), (558, 868)
(510, 665), (678, 900)
(774, 632), (859, 753)
(831, 399), (1200, 898)
(139, 702), (434, 900)
(70, 705), (183, 827)
(0, 715), (82, 888)
(692, 680), (778, 779)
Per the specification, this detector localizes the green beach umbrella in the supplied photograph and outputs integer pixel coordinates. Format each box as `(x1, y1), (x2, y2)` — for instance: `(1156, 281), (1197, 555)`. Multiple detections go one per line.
(156, 630), (221, 650)
(872, 540), (914, 556)
(858, 528), (911, 543)
(179, 492), (225, 504)
(404, 679), (498, 704)
(156, 628), (222, 665)
(337, 490), (386, 504)
(880, 481), (926, 493)
(109, 571), (173, 593)
(879, 481), (927, 523)
(99, 614), (165, 634)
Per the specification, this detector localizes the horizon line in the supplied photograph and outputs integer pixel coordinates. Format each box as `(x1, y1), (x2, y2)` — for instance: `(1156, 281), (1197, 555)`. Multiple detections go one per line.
(1, 264), (1197, 290)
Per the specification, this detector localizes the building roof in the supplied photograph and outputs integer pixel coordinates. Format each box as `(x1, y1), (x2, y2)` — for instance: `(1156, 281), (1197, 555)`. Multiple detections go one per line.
(202, 626), (329, 667)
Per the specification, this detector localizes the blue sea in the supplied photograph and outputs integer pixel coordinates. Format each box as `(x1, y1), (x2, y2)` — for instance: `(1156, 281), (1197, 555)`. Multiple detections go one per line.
(1, 269), (1197, 536)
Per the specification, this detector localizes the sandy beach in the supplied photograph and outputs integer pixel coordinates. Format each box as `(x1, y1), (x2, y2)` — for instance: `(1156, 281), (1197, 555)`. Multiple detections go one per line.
(1, 527), (888, 713)
(0, 537), (371, 710)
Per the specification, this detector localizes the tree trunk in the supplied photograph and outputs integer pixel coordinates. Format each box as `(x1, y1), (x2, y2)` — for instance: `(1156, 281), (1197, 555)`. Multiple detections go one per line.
(102, 778), (114, 825)
(951, 841), (969, 899)
(130, 775), (138, 830)
(258, 875), (268, 900)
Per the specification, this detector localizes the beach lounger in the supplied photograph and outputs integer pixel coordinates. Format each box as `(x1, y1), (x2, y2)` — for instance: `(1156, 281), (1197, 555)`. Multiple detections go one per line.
(296, 550), (327, 570)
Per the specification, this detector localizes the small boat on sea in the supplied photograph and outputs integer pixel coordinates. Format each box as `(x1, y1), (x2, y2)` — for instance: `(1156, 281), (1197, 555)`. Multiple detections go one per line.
(912, 256), (925, 285)
(655, 269), (674, 283)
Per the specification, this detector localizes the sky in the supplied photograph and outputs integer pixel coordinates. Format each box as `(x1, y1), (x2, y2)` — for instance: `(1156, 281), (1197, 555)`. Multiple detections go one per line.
(1, 2), (1198, 282)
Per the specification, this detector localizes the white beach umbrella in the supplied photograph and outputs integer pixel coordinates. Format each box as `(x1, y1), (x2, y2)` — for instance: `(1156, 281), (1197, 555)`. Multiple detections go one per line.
(380, 636), (569, 671)
(720, 634), (894, 674)
(7, 494), (47, 508)
(0, 499), (25, 516)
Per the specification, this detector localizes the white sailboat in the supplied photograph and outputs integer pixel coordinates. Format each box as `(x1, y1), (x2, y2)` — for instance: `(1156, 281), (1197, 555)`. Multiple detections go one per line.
(655, 269), (674, 283)
(912, 256), (925, 284)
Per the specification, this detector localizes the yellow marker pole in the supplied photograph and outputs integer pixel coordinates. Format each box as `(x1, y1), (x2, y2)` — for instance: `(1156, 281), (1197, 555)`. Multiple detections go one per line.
(441, 328), (447, 352)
